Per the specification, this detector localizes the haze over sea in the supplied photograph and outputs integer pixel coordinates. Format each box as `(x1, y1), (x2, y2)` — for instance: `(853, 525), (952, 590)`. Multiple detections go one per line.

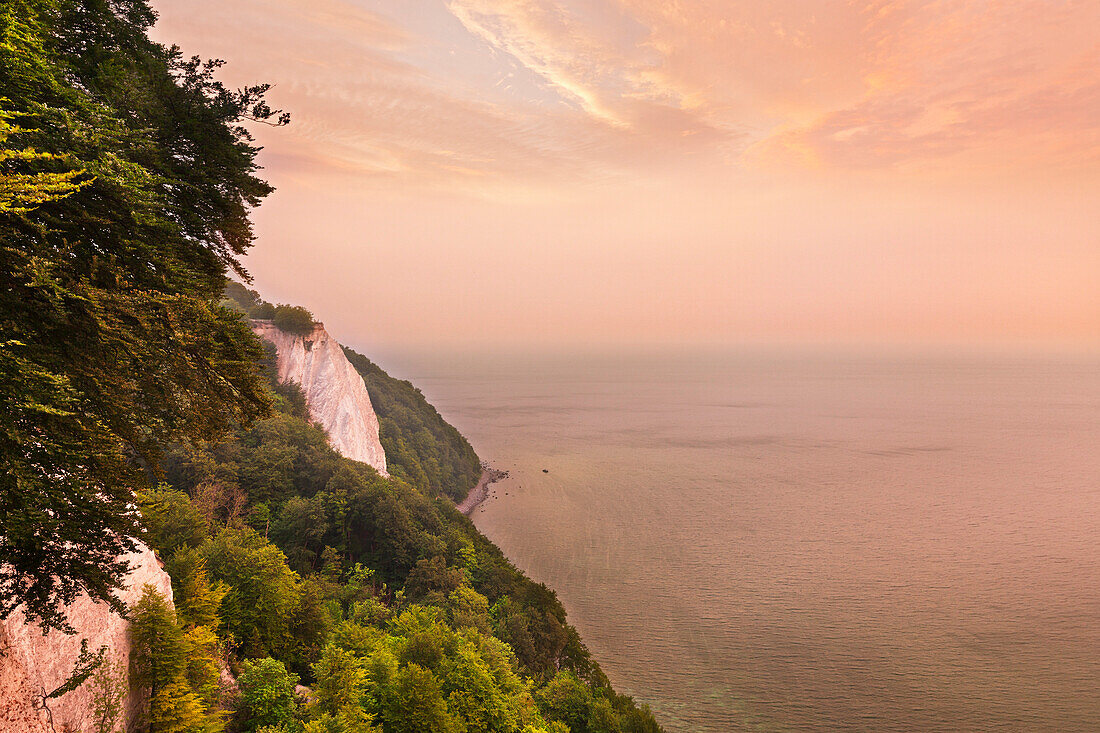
(378, 348), (1100, 732)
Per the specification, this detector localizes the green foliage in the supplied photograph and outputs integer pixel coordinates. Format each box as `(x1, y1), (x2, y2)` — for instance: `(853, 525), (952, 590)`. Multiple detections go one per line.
(48, 639), (107, 699)
(130, 587), (187, 697)
(0, 106), (89, 212)
(449, 585), (492, 634)
(0, 339), (141, 631)
(343, 348), (481, 501)
(252, 302), (277, 320)
(387, 663), (457, 733)
(404, 555), (464, 605)
(166, 549), (228, 629)
(302, 604), (552, 733)
(272, 305), (316, 336)
(203, 529), (303, 661)
(130, 586), (226, 733)
(536, 672), (593, 733)
(90, 657), (127, 733)
(222, 283), (282, 323)
(140, 485), (211, 558)
(221, 285), (316, 336)
(237, 658), (299, 732)
(183, 624), (224, 709)
(0, 0), (284, 630)
(149, 681), (210, 733)
(312, 645), (365, 715)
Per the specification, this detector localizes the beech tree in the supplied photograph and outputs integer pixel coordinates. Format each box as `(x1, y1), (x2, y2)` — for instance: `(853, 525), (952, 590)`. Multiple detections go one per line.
(0, 0), (285, 630)
(130, 586), (224, 733)
(386, 663), (457, 733)
(237, 657), (299, 732)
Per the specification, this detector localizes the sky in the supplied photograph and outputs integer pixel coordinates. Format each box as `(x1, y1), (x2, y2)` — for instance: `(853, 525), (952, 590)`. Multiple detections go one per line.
(149, 0), (1100, 354)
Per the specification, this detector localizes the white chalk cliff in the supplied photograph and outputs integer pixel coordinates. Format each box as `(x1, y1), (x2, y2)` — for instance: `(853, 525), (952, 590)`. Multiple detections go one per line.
(0, 541), (174, 733)
(252, 320), (388, 475)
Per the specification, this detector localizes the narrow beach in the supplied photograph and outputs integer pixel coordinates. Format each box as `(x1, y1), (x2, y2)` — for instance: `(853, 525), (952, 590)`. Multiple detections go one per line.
(456, 466), (508, 515)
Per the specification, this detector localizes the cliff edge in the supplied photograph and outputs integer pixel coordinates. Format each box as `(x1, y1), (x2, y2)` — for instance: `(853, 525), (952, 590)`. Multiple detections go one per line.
(252, 320), (388, 475)
(0, 541), (174, 733)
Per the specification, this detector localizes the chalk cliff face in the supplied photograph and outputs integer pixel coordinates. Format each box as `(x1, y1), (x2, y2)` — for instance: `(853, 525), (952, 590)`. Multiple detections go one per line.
(0, 541), (174, 733)
(252, 320), (388, 475)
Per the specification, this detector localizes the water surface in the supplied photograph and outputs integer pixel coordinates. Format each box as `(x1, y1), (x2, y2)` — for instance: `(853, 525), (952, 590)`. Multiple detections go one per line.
(382, 349), (1100, 732)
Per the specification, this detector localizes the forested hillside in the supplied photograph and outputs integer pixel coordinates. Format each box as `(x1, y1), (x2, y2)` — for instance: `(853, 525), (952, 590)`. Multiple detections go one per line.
(157, 360), (661, 732)
(224, 281), (483, 502)
(1, 2), (663, 731)
(343, 348), (482, 502)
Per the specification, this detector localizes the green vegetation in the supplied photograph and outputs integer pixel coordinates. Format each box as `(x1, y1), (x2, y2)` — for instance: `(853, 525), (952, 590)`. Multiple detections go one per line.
(2, 2), (664, 731)
(223, 283), (316, 335)
(0, 0), (283, 631)
(344, 348), (482, 501)
(130, 584), (226, 732)
(273, 306), (317, 336)
(154, 368), (662, 731)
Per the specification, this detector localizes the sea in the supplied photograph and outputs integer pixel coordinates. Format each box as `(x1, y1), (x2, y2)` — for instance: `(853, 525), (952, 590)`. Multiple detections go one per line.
(380, 347), (1100, 732)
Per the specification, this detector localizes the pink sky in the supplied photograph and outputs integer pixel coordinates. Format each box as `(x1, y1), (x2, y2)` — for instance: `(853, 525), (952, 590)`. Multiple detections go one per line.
(150, 0), (1099, 352)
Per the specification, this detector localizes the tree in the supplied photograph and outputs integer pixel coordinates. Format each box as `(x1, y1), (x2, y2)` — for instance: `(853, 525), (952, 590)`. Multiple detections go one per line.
(203, 529), (302, 660)
(303, 708), (381, 733)
(440, 641), (521, 733)
(237, 658), (299, 733)
(312, 645), (365, 715)
(130, 586), (221, 733)
(271, 496), (328, 572)
(183, 624), (223, 709)
(620, 705), (662, 733)
(448, 586), (491, 634)
(90, 658), (127, 733)
(536, 672), (594, 733)
(0, 107), (88, 212)
(384, 664), (456, 733)
(586, 697), (622, 733)
(139, 486), (211, 558)
(0, 340), (142, 631)
(0, 0), (284, 630)
(403, 556), (464, 605)
(130, 587), (187, 705)
(272, 305), (315, 335)
(148, 681), (208, 733)
(165, 547), (228, 629)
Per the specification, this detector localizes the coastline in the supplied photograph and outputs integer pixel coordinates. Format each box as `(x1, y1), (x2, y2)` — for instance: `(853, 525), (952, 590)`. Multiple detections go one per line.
(456, 465), (508, 515)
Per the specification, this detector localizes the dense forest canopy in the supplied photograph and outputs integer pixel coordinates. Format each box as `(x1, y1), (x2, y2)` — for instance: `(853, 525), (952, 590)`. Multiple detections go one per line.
(1, 2), (664, 730)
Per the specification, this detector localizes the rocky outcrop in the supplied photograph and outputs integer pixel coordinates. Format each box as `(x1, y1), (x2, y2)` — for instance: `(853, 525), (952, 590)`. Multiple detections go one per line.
(252, 320), (388, 475)
(0, 541), (174, 733)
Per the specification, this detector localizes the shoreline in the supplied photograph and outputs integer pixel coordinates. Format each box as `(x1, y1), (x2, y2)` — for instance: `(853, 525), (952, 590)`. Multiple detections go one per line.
(456, 465), (508, 515)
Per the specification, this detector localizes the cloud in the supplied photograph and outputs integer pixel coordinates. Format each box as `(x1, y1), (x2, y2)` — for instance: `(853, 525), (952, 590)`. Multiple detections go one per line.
(756, 1), (1100, 172)
(153, 0), (1100, 192)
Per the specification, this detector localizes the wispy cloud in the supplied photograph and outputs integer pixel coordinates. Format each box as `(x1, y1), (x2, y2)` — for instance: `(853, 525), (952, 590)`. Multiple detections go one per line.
(154, 0), (1100, 188)
(755, 0), (1100, 172)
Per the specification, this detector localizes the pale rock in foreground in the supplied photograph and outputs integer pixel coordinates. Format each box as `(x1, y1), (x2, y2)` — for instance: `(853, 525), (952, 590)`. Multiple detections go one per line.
(252, 320), (388, 475)
(0, 541), (174, 733)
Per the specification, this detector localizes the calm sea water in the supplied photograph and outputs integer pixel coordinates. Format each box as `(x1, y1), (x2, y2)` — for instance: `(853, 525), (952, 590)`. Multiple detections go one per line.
(382, 349), (1100, 732)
